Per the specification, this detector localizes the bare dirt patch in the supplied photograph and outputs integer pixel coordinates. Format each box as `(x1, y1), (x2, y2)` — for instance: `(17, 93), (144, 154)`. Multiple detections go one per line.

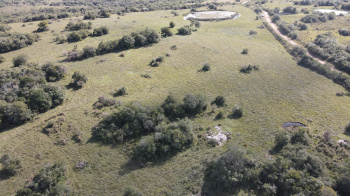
(184, 11), (240, 21)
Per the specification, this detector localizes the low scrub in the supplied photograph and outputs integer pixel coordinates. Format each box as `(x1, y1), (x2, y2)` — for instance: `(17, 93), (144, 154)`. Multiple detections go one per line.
(240, 64), (259, 73)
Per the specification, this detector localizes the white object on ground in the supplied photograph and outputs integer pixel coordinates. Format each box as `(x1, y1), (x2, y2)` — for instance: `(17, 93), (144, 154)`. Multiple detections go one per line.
(206, 126), (228, 146)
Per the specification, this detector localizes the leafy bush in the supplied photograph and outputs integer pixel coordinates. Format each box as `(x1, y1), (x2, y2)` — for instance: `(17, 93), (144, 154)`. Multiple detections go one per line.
(83, 12), (96, 20)
(201, 63), (210, 72)
(291, 128), (310, 145)
(12, 54), (28, 67)
(67, 30), (89, 42)
(283, 6), (298, 14)
(274, 131), (289, 151)
(37, 20), (49, 32)
(232, 104), (243, 118)
(28, 89), (52, 113)
(169, 21), (175, 28)
(339, 28), (350, 36)
(16, 163), (68, 196)
(0, 33), (39, 53)
(300, 14), (335, 23)
(41, 62), (67, 82)
(249, 30), (257, 35)
(43, 85), (65, 108)
(132, 33), (148, 47)
(118, 35), (135, 49)
(161, 27), (173, 37)
(92, 103), (164, 144)
(65, 21), (92, 31)
(93, 95), (116, 109)
(242, 48), (249, 54)
(0, 154), (21, 176)
(93, 26), (109, 36)
(345, 122), (350, 135)
(82, 46), (97, 59)
(271, 15), (281, 23)
(211, 96), (226, 107)
(114, 86), (128, 96)
(134, 118), (194, 162)
(240, 64), (259, 73)
(0, 101), (33, 127)
(177, 26), (192, 35)
(70, 71), (87, 89)
(203, 145), (259, 194)
(183, 94), (207, 116)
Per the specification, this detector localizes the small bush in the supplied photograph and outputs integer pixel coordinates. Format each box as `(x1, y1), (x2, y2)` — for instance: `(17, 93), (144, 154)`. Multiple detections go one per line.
(41, 62), (67, 82)
(212, 96), (226, 107)
(114, 86), (128, 96)
(93, 26), (109, 36)
(271, 15), (281, 23)
(207, 138), (219, 147)
(37, 20), (49, 32)
(118, 35), (135, 49)
(0, 55), (4, 63)
(215, 111), (225, 120)
(0, 154), (21, 176)
(274, 131), (289, 151)
(161, 27), (173, 37)
(242, 48), (249, 54)
(12, 54), (28, 67)
(249, 30), (257, 35)
(70, 71), (87, 89)
(82, 46), (97, 59)
(177, 26), (192, 35)
(232, 104), (243, 118)
(240, 65), (259, 73)
(170, 45), (177, 50)
(339, 28), (350, 36)
(201, 63), (211, 72)
(169, 21), (175, 28)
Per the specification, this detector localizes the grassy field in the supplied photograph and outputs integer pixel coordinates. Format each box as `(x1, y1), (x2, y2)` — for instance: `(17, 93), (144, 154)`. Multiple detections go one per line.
(1, 4), (350, 195)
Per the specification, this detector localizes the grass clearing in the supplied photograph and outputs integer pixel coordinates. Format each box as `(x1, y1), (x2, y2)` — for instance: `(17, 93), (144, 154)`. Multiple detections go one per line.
(1, 4), (350, 195)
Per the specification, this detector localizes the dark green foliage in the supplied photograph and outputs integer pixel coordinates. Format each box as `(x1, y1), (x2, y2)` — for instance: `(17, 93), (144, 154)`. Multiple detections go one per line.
(341, 4), (350, 11)
(0, 24), (11, 32)
(0, 154), (21, 176)
(271, 14), (281, 23)
(83, 12), (96, 20)
(232, 104), (243, 118)
(16, 163), (68, 196)
(240, 64), (259, 73)
(37, 20), (49, 32)
(170, 45), (177, 50)
(66, 30), (89, 42)
(28, 89), (52, 113)
(99, 9), (111, 18)
(292, 46), (307, 58)
(283, 6), (298, 14)
(93, 95), (116, 109)
(274, 131), (289, 151)
(93, 26), (109, 36)
(203, 145), (259, 194)
(0, 101), (32, 128)
(0, 33), (39, 53)
(339, 28), (350, 36)
(177, 26), (192, 35)
(132, 33), (148, 47)
(241, 48), (249, 54)
(149, 56), (164, 67)
(65, 21), (92, 31)
(123, 186), (143, 196)
(70, 71), (87, 89)
(161, 27), (173, 37)
(169, 21), (175, 28)
(215, 111), (225, 120)
(119, 35), (135, 49)
(278, 22), (297, 39)
(12, 54), (28, 67)
(41, 62), (66, 82)
(201, 63), (210, 72)
(298, 23), (308, 30)
(211, 96), (226, 107)
(183, 94), (207, 116)
(82, 46), (97, 59)
(43, 85), (65, 108)
(114, 86), (128, 96)
(134, 118), (194, 162)
(291, 128), (310, 145)
(92, 103), (164, 144)
(162, 95), (185, 120)
(249, 30), (257, 35)
(300, 14), (335, 23)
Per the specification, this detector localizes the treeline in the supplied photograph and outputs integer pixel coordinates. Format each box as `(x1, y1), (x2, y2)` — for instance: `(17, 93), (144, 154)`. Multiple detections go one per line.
(306, 33), (350, 76)
(0, 32), (39, 53)
(203, 129), (350, 195)
(262, 21), (350, 91)
(64, 28), (160, 61)
(0, 60), (66, 130)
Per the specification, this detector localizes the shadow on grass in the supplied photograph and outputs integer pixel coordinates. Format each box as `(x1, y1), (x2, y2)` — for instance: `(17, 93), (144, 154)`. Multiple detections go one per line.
(64, 84), (82, 91)
(0, 170), (12, 181)
(226, 114), (241, 119)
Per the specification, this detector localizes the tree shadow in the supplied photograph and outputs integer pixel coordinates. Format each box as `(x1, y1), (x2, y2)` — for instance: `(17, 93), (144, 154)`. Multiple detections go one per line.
(226, 114), (241, 119)
(0, 170), (12, 181)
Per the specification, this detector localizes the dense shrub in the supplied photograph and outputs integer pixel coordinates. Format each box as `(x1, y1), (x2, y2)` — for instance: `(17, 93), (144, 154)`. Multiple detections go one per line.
(118, 35), (135, 49)
(0, 33), (38, 53)
(0, 101), (33, 127)
(92, 103), (164, 144)
(177, 26), (192, 35)
(12, 54), (28, 67)
(169, 21), (175, 28)
(345, 122), (350, 135)
(183, 94), (207, 116)
(93, 26), (109, 36)
(283, 6), (298, 14)
(278, 22), (297, 39)
(134, 118), (194, 162)
(339, 28), (350, 36)
(211, 96), (226, 107)
(271, 15), (281, 23)
(28, 89), (52, 113)
(300, 14), (335, 23)
(0, 154), (21, 176)
(249, 30), (257, 35)
(240, 64), (259, 73)
(341, 3), (350, 11)
(0, 24), (11, 32)
(16, 163), (69, 196)
(70, 71), (87, 89)
(83, 12), (96, 20)
(67, 30), (89, 42)
(203, 145), (259, 194)
(232, 104), (243, 118)
(41, 62), (66, 82)
(65, 21), (92, 31)
(290, 128), (310, 145)
(132, 33), (148, 47)
(99, 9), (111, 18)
(149, 56), (164, 67)
(274, 131), (289, 151)
(113, 86), (128, 96)
(43, 85), (65, 108)
(82, 46), (97, 58)
(161, 27), (173, 37)
(201, 63), (210, 72)
(37, 20), (49, 32)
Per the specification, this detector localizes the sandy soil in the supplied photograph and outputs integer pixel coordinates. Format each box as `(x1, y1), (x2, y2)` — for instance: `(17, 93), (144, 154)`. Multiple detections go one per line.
(184, 11), (239, 21)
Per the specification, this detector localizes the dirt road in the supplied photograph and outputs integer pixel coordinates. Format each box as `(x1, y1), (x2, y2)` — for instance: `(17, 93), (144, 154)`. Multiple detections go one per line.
(262, 11), (327, 65)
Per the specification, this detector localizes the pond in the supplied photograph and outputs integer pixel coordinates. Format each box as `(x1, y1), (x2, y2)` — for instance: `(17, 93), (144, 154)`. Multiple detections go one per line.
(314, 9), (349, 15)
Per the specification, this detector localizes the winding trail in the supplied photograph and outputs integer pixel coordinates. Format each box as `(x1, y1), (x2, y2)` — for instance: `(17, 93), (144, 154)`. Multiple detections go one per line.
(262, 11), (328, 65)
